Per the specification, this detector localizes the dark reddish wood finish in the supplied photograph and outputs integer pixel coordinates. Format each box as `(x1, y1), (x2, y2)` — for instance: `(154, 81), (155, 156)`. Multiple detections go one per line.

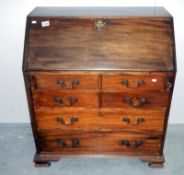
(23, 7), (176, 168)
(140, 155), (165, 168)
(35, 108), (166, 133)
(28, 72), (100, 90)
(24, 17), (175, 72)
(37, 130), (162, 156)
(23, 7), (176, 72)
(28, 7), (171, 17)
(33, 91), (99, 108)
(102, 74), (165, 91)
(102, 92), (169, 108)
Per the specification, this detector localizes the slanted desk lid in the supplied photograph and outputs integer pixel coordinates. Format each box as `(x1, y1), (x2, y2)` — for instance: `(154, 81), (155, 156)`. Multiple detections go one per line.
(23, 7), (176, 72)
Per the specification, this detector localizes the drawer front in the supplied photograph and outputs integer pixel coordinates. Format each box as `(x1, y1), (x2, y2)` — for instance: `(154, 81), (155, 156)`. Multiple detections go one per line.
(102, 74), (165, 91)
(35, 108), (166, 133)
(37, 130), (161, 156)
(102, 92), (169, 108)
(33, 91), (99, 107)
(28, 72), (99, 90)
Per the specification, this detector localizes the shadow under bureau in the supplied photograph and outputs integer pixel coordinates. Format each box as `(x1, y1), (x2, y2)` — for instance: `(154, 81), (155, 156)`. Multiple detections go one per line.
(23, 7), (176, 168)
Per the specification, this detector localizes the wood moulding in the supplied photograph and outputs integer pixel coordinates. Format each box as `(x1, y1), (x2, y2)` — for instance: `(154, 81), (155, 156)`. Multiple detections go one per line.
(34, 153), (165, 168)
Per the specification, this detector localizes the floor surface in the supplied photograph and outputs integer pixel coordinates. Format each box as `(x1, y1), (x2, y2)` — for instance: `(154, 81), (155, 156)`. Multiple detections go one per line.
(0, 124), (183, 175)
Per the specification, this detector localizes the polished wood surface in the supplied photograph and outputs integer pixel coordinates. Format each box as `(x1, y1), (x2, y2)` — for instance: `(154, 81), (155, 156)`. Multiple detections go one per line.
(28, 72), (99, 90)
(102, 74), (165, 91)
(29, 7), (171, 17)
(23, 7), (176, 168)
(23, 16), (175, 71)
(140, 155), (165, 168)
(27, 71), (175, 93)
(37, 130), (161, 156)
(102, 92), (169, 108)
(35, 108), (166, 133)
(33, 91), (99, 107)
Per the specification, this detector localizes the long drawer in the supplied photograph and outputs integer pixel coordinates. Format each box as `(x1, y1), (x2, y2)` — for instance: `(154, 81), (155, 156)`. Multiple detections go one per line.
(37, 130), (162, 156)
(35, 108), (166, 133)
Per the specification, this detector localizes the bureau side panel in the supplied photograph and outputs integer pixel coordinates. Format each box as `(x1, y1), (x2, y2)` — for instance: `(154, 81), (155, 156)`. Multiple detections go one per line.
(23, 72), (39, 152)
(160, 72), (176, 155)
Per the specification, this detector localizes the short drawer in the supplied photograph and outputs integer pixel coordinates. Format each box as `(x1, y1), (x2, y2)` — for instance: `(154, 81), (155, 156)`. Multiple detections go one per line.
(37, 130), (162, 156)
(35, 108), (166, 133)
(28, 72), (99, 90)
(102, 74), (165, 91)
(102, 92), (169, 108)
(33, 91), (99, 107)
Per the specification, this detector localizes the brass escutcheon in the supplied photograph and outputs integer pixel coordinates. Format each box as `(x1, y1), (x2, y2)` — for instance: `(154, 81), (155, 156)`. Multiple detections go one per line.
(94, 20), (106, 31)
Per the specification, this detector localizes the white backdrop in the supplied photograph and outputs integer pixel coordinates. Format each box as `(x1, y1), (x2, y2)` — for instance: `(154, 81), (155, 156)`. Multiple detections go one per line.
(0, 0), (183, 123)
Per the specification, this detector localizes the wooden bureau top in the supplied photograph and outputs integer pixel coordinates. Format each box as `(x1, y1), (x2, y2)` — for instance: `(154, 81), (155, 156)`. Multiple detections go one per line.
(29, 7), (171, 17)
(23, 7), (176, 72)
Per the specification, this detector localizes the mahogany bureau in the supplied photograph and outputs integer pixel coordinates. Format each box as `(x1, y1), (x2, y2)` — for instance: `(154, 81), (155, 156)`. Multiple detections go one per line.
(23, 7), (176, 168)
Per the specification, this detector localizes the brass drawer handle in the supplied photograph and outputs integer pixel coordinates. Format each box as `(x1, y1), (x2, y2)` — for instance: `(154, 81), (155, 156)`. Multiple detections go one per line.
(166, 81), (173, 91)
(121, 80), (145, 89)
(54, 96), (78, 106)
(56, 79), (79, 89)
(56, 117), (78, 126)
(57, 138), (80, 148)
(94, 20), (106, 31)
(121, 140), (143, 148)
(122, 117), (145, 126)
(123, 97), (147, 107)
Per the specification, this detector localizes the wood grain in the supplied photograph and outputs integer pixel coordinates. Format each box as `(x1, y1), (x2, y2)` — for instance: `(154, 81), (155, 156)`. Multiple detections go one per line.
(33, 90), (99, 108)
(28, 7), (172, 17)
(102, 92), (169, 108)
(37, 130), (162, 156)
(102, 74), (165, 91)
(22, 7), (176, 167)
(28, 72), (99, 90)
(35, 107), (166, 133)
(24, 17), (175, 71)
(28, 72), (173, 92)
